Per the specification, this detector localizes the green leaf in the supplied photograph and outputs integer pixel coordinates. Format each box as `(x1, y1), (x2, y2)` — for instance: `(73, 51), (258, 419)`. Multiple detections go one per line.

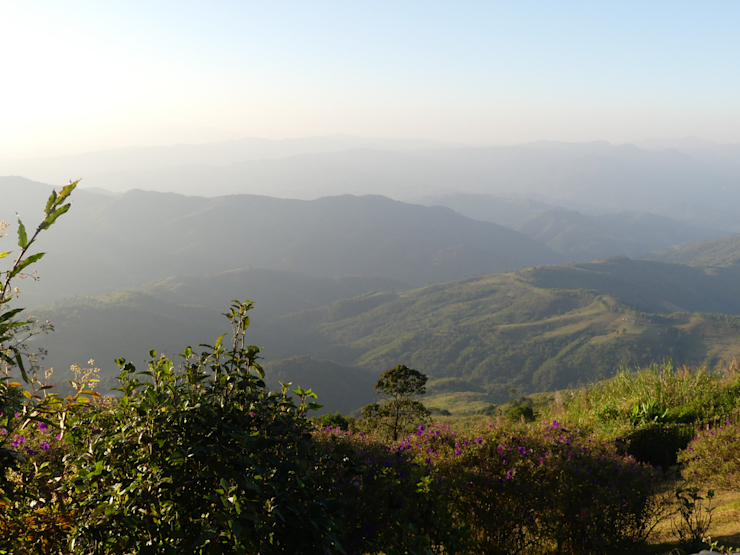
(7, 252), (45, 280)
(44, 190), (58, 214)
(15, 353), (28, 383)
(38, 204), (71, 230)
(0, 251), (11, 260)
(0, 308), (24, 324)
(17, 219), (27, 248)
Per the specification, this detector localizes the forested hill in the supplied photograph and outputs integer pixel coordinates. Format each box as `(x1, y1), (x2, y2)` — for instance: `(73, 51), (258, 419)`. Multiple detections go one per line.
(645, 234), (740, 267)
(3, 180), (557, 306)
(516, 256), (740, 315)
(257, 275), (740, 398)
(32, 260), (740, 407)
(420, 193), (726, 262)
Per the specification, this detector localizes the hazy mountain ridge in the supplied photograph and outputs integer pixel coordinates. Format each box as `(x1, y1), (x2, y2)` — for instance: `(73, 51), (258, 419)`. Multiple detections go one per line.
(5, 139), (740, 232)
(420, 193), (726, 261)
(6, 182), (556, 306)
(645, 234), (740, 267)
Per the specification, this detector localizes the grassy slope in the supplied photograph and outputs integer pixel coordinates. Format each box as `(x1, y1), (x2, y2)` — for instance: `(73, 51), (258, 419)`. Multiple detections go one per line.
(646, 234), (740, 267)
(261, 271), (740, 399)
(32, 257), (740, 410)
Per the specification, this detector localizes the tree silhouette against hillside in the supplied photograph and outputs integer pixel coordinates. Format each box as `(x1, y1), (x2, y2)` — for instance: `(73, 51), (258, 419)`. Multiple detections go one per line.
(361, 364), (430, 440)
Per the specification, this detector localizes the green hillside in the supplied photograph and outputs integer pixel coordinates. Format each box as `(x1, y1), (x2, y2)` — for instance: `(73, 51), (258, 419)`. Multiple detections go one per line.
(31, 269), (406, 380)
(258, 273), (740, 398)
(31, 258), (740, 411)
(646, 233), (740, 267)
(517, 256), (740, 314)
(262, 356), (377, 416)
(15, 183), (557, 306)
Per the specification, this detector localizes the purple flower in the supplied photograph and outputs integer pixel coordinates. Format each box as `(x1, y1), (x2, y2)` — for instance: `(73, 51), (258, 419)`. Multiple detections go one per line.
(506, 470), (514, 481)
(40, 441), (51, 451)
(455, 449), (461, 456)
(475, 436), (483, 444)
(0, 428), (6, 435)
(37, 422), (49, 432)
(11, 435), (25, 447)
(359, 432), (364, 437)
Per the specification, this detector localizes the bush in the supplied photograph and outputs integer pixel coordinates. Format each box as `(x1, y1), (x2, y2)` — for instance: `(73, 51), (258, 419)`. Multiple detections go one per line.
(65, 301), (345, 554)
(312, 427), (464, 554)
(626, 422), (696, 469)
(398, 420), (663, 554)
(312, 410), (353, 431)
(506, 405), (534, 422)
(678, 420), (740, 492)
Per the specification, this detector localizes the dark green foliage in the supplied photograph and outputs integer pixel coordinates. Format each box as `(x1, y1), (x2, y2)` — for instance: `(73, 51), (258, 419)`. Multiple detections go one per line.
(506, 405), (535, 422)
(626, 423), (696, 469)
(312, 411), (352, 431)
(66, 301), (344, 554)
(361, 365), (430, 440)
(313, 429), (465, 555)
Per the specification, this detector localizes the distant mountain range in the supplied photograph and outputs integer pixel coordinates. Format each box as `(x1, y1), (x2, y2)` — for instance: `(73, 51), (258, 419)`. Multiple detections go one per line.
(1, 179), (556, 306)
(4, 138), (740, 232)
(419, 193), (725, 261)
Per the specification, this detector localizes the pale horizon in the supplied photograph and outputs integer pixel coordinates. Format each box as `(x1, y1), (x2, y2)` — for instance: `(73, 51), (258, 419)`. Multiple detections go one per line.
(3, 2), (740, 160)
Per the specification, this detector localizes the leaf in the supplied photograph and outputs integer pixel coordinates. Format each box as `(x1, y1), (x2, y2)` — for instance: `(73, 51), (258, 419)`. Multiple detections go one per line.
(7, 252), (45, 280)
(39, 204), (71, 230)
(0, 308), (24, 324)
(214, 332), (227, 350)
(15, 353), (28, 383)
(17, 219), (27, 248)
(44, 190), (58, 214)
(0, 251), (11, 259)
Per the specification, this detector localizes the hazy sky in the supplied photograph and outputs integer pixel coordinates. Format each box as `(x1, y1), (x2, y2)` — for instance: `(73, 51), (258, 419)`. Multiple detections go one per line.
(2, 1), (740, 158)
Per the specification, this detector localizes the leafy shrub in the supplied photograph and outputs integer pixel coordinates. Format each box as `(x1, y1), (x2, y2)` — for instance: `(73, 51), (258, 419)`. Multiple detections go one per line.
(506, 405), (534, 422)
(398, 420), (662, 554)
(671, 485), (715, 553)
(312, 427), (465, 555)
(312, 410), (353, 431)
(626, 422), (696, 469)
(678, 420), (740, 492)
(65, 301), (345, 554)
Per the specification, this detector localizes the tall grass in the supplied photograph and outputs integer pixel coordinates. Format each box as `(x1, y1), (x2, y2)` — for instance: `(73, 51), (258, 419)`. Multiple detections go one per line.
(549, 359), (740, 432)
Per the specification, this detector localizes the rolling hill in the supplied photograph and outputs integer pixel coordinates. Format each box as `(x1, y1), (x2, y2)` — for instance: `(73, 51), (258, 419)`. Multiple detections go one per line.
(30, 259), (740, 411)
(645, 234), (740, 267)
(257, 275), (740, 398)
(420, 193), (726, 261)
(1, 180), (556, 306)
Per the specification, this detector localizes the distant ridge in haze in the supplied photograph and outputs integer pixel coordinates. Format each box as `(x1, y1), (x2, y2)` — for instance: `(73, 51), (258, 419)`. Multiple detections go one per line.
(645, 234), (740, 267)
(3, 179), (556, 306)
(421, 193), (726, 261)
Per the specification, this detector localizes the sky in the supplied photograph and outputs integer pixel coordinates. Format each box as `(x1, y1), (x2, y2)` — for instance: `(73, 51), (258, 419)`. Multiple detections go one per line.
(2, 1), (740, 159)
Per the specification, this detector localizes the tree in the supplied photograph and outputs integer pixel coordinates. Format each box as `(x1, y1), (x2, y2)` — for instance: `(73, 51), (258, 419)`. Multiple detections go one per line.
(361, 364), (430, 440)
